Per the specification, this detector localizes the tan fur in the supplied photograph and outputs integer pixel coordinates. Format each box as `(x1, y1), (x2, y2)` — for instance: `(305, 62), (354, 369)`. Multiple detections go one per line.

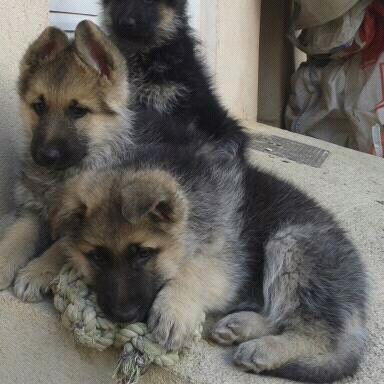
(157, 5), (181, 42)
(51, 168), (189, 280)
(136, 81), (189, 114)
(18, 21), (131, 149)
(148, 253), (239, 350)
(14, 238), (68, 302)
(0, 215), (41, 289)
(49, 167), (239, 350)
(9, 21), (135, 302)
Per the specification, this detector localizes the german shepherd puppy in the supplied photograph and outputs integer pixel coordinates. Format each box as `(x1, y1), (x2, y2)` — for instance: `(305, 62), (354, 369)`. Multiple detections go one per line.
(0, 21), (138, 300)
(0, 19), (233, 301)
(102, 0), (248, 157)
(50, 144), (368, 383)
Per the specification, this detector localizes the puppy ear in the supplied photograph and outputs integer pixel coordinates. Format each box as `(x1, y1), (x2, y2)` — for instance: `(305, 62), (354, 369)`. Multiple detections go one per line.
(20, 27), (69, 73)
(49, 193), (87, 240)
(74, 20), (126, 81)
(121, 174), (187, 226)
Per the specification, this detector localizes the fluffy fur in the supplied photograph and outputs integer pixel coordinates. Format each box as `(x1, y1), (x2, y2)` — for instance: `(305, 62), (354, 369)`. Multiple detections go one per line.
(102, 0), (249, 157)
(51, 144), (368, 383)
(0, 20), (240, 300)
(0, 21), (135, 299)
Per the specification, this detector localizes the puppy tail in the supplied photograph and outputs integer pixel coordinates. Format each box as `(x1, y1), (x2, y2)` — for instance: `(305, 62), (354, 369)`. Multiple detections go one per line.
(264, 327), (367, 383)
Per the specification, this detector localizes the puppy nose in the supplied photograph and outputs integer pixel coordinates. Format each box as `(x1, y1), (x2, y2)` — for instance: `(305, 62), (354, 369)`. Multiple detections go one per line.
(36, 145), (63, 166)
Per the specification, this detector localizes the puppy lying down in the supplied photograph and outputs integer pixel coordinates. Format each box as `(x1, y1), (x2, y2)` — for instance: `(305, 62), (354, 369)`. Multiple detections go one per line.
(47, 144), (367, 383)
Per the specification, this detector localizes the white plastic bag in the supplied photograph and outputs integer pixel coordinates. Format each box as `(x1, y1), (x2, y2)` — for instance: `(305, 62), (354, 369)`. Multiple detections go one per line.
(286, 1), (384, 156)
(290, 0), (373, 57)
(294, 0), (361, 29)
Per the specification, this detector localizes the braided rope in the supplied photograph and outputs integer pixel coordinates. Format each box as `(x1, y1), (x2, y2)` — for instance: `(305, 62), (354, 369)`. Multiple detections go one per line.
(51, 264), (203, 384)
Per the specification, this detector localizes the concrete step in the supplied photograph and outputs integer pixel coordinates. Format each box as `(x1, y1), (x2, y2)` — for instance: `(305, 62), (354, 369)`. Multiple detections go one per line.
(0, 123), (383, 384)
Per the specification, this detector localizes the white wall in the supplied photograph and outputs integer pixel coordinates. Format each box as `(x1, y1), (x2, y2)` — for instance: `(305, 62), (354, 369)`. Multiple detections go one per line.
(49, 0), (101, 32)
(199, 0), (261, 121)
(0, 0), (49, 214)
(188, 0), (201, 31)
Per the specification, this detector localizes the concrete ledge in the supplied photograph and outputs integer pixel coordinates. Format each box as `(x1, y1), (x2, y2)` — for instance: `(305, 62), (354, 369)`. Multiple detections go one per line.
(1, 124), (383, 384)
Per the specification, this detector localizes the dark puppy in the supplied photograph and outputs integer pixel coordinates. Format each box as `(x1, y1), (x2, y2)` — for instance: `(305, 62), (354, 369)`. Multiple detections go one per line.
(102, 0), (248, 157)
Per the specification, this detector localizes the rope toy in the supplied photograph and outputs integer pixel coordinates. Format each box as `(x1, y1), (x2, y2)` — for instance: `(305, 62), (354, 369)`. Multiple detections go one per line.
(50, 264), (204, 384)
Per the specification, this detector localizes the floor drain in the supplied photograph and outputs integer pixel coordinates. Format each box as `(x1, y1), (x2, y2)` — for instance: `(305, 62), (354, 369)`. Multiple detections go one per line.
(250, 135), (330, 168)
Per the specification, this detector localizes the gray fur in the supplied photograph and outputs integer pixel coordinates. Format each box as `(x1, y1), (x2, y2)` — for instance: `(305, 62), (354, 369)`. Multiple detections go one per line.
(49, 143), (368, 382)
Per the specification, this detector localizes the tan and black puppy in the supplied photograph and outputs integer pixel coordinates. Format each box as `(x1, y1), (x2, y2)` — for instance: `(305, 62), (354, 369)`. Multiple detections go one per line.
(0, 21), (133, 299)
(50, 169), (190, 324)
(19, 21), (131, 171)
(49, 143), (368, 384)
(49, 144), (244, 351)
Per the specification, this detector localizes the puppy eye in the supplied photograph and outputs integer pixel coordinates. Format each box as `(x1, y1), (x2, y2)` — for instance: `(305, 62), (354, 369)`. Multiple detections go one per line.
(31, 100), (47, 116)
(139, 247), (158, 259)
(68, 105), (89, 119)
(129, 244), (158, 261)
(86, 247), (110, 266)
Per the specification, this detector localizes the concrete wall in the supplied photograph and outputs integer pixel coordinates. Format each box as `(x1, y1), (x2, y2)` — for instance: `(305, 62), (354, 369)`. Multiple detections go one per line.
(0, 0), (49, 215)
(199, 0), (261, 122)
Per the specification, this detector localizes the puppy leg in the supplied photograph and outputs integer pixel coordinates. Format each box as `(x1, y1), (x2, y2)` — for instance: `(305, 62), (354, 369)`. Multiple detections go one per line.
(14, 238), (68, 302)
(234, 225), (332, 373)
(234, 225), (366, 382)
(149, 257), (234, 351)
(234, 327), (330, 373)
(211, 311), (273, 346)
(148, 279), (206, 352)
(0, 214), (41, 289)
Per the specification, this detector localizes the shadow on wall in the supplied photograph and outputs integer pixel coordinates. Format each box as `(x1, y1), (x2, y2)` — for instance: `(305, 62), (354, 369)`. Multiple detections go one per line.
(257, 0), (295, 129)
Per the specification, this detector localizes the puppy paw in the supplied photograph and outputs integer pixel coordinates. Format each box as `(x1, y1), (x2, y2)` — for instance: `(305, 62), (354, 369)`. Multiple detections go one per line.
(234, 336), (286, 373)
(211, 311), (271, 346)
(148, 292), (203, 351)
(13, 259), (55, 302)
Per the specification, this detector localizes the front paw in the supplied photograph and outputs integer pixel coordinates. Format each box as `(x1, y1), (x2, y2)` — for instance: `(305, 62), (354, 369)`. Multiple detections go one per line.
(211, 311), (271, 346)
(234, 336), (287, 373)
(148, 293), (204, 351)
(13, 259), (56, 302)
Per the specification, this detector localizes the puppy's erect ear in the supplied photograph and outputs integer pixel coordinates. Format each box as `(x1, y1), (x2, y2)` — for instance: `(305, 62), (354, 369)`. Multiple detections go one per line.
(121, 173), (187, 226)
(74, 20), (126, 81)
(20, 27), (69, 73)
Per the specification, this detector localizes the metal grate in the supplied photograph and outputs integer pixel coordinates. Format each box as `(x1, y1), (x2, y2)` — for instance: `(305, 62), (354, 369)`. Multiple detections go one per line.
(251, 135), (330, 168)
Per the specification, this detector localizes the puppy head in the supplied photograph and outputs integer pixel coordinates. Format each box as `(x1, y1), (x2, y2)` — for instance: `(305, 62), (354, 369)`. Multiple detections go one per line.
(19, 21), (130, 170)
(103, 0), (187, 49)
(50, 169), (188, 323)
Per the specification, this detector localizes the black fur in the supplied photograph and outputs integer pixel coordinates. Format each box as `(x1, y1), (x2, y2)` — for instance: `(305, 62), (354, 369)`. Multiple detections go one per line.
(103, 0), (249, 158)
